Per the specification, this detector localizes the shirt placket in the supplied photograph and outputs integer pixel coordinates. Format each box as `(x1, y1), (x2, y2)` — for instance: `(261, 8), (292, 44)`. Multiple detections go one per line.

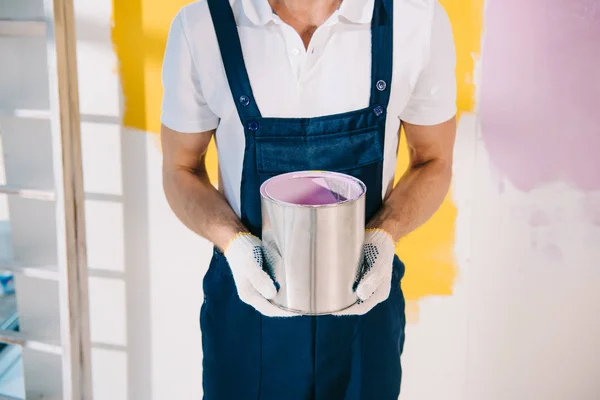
(271, 16), (305, 81)
(273, 11), (340, 82)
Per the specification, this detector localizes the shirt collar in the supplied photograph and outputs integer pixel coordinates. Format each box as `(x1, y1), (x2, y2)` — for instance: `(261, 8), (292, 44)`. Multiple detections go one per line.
(338, 0), (375, 24)
(241, 0), (375, 26)
(241, 0), (277, 25)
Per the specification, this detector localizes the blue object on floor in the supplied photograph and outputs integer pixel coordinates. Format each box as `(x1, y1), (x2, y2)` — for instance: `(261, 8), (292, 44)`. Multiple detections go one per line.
(0, 275), (14, 296)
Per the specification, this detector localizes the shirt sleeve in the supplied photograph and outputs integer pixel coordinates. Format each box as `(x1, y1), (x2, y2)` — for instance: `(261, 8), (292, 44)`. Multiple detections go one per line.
(161, 10), (219, 133)
(400, 2), (457, 126)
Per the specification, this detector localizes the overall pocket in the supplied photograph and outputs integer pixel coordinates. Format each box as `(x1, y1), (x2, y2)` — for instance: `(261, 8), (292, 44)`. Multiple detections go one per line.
(256, 127), (384, 176)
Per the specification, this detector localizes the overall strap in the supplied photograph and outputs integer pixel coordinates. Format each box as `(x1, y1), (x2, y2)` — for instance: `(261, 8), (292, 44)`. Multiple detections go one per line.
(369, 0), (394, 108)
(207, 0), (262, 121)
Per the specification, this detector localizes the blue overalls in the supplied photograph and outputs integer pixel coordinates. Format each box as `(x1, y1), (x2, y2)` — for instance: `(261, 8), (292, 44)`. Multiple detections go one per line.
(201, 0), (406, 398)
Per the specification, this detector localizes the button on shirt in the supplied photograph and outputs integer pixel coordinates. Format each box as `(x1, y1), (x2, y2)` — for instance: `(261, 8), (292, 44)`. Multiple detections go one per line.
(161, 0), (457, 217)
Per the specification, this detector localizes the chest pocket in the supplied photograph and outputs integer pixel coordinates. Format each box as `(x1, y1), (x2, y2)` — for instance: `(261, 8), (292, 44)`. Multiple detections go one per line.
(255, 127), (384, 175)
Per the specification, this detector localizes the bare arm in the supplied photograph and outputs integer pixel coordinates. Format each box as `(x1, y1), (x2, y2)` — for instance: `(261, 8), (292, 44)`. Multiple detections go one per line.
(367, 117), (457, 241)
(161, 124), (247, 250)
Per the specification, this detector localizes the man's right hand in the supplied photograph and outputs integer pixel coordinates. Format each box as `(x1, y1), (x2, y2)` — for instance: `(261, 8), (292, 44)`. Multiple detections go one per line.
(161, 126), (296, 317)
(224, 233), (296, 317)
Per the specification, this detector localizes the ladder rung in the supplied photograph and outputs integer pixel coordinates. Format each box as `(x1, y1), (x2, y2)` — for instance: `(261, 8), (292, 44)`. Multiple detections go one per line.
(0, 260), (58, 281)
(0, 20), (47, 37)
(0, 394), (23, 400)
(0, 185), (55, 201)
(0, 108), (52, 119)
(0, 109), (122, 125)
(0, 330), (61, 355)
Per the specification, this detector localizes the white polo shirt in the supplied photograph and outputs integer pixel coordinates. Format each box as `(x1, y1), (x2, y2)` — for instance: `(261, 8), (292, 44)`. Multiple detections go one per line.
(161, 0), (456, 217)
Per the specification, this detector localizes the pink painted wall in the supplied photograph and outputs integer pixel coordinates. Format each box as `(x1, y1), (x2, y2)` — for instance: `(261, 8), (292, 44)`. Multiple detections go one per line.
(480, 0), (600, 192)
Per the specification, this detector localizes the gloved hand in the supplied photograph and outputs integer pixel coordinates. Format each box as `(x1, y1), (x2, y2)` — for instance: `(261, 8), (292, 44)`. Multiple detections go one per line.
(334, 228), (396, 316)
(224, 233), (295, 317)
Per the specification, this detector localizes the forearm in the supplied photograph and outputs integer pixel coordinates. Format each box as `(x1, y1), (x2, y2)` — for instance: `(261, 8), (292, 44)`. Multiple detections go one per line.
(163, 167), (247, 251)
(367, 158), (452, 242)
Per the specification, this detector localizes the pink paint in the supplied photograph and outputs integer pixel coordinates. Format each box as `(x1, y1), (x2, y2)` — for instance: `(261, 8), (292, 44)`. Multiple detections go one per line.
(529, 210), (551, 227)
(261, 171), (365, 206)
(480, 0), (600, 191)
(542, 243), (564, 263)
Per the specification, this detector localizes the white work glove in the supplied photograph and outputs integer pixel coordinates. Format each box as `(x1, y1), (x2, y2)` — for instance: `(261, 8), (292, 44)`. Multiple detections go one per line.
(334, 229), (396, 316)
(224, 233), (295, 317)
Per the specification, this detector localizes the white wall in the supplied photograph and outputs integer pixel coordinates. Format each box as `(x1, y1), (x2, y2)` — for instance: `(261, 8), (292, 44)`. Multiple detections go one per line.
(403, 114), (600, 400)
(74, 1), (206, 399)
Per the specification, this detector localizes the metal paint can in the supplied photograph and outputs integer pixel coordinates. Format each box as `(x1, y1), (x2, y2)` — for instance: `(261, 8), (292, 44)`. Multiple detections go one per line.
(260, 171), (366, 315)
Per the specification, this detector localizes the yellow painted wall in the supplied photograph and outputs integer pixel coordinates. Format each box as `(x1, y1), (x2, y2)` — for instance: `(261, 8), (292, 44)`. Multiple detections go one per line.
(398, 0), (483, 307)
(111, 0), (220, 182)
(112, 0), (483, 307)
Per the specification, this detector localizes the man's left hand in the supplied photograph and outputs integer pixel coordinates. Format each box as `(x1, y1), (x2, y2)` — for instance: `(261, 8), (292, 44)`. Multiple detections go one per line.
(334, 229), (396, 316)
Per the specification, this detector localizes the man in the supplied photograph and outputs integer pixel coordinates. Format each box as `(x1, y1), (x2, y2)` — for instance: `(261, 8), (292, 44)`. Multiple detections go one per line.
(160, 0), (456, 398)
